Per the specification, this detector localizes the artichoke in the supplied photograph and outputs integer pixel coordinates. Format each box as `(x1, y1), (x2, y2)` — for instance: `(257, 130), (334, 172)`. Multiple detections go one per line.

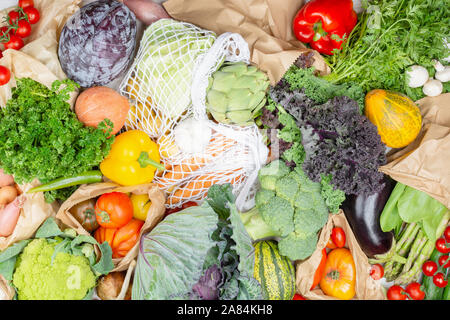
(206, 62), (270, 126)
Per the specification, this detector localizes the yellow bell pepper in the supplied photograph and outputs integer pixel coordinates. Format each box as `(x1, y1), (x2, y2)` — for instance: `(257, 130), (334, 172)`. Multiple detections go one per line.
(100, 130), (165, 186)
(131, 193), (152, 221)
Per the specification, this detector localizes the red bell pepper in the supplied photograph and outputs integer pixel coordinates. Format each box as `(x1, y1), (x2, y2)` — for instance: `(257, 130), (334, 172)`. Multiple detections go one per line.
(293, 0), (357, 55)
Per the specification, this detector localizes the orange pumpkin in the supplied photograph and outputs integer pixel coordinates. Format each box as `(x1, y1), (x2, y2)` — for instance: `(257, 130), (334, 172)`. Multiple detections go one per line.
(365, 89), (422, 148)
(319, 248), (356, 300)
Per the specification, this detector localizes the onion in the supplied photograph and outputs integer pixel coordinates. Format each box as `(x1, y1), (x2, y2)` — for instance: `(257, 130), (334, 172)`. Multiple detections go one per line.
(123, 0), (170, 25)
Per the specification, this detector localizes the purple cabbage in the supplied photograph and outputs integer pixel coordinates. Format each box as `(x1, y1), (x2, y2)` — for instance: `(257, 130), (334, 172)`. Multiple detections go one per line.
(58, 0), (137, 87)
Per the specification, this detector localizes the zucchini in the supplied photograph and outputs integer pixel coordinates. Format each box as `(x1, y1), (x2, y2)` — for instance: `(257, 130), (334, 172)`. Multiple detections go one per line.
(423, 248), (446, 300)
(443, 268), (450, 300)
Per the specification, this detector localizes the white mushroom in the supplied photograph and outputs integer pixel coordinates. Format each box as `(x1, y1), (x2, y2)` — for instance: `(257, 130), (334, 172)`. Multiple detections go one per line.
(406, 65), (429, 88)
(435, 66), (450, 83)
(422, 78), (443, 97)
(433, 60), (445, 72)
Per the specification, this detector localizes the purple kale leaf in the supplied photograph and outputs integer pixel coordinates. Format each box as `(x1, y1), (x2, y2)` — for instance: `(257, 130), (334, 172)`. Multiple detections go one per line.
(301, 96), (386, 195)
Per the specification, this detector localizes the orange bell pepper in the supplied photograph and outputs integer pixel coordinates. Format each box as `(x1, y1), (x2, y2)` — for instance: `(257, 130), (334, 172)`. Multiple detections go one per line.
(95, 218), (144, 258)
(319, 248), (356, 300)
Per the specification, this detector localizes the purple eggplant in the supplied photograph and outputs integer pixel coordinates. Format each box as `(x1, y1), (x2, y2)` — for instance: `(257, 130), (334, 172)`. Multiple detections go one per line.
(341, 175), (395, 258)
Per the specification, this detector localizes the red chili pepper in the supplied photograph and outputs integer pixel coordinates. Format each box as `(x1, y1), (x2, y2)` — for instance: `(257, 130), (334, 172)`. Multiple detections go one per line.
(292, 0), (357, 55)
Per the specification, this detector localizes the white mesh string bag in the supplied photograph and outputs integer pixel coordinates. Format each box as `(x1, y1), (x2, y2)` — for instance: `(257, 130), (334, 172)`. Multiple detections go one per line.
(119, 19), (268, 211)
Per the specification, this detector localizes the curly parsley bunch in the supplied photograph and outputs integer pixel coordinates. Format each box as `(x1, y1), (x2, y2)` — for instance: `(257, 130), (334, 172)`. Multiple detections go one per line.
(0, 78), (114, 202)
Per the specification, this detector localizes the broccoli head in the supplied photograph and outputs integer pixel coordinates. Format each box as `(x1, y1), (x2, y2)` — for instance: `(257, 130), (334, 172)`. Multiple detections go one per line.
(255, 160), (329, 261)
(12, 238), (96, 300)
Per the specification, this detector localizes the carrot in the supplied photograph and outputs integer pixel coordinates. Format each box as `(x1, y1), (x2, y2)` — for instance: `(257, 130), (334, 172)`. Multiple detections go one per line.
(167, 171), (242, 205)
(156, 135), (235, 188)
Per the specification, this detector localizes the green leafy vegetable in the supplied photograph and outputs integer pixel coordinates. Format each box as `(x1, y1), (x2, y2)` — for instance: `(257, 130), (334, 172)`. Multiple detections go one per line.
(0, 78), (114, 202)
(325, 0), (450, 101)
(132, 184), (262, 300)
(380, 183), (450, 242)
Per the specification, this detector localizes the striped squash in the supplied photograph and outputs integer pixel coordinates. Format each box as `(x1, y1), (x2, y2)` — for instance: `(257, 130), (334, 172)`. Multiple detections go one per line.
(364, 89), (422, 148)
(253, 240), (296, 300)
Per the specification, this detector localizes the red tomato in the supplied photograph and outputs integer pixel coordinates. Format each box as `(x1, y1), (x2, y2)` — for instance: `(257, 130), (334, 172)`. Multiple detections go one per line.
(370, 263), (384, 280)
(95, 192), (134, 229)
(326, 238), (337, 249)
(165, 201), (198, 216)
(405, 282), (425, 300)
(0, 51), (2, 59)
(436, 238), (450, 254)
(444, 226), (450, 243)
(23, 7), (40, 25)
(293, 293), (307, 300)
(8, 11), (22, 25)
(422, 260), (438, 277)
(14, 20), (31, 38)
(387, 285), (407, 300)
(0, 26), (11, 38)
(0, 66), (11, 86)
(19, 0), (34, 9)
(438, 255), (449, 267)
(432, 272), (448, 288)
(331, 227), (346, 248)
(3, 35), (24, 50)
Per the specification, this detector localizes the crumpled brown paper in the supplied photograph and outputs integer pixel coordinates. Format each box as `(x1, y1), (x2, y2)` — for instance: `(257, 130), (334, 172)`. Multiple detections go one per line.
(0, 274), (15, 300)
(163, 0), (329, 85)
(380, 93), (450, 209)
(0, 181), (58, 251)
(56, 182), (166, 272)
(296, 211), (386, 300)
(0, 0), (81, 107)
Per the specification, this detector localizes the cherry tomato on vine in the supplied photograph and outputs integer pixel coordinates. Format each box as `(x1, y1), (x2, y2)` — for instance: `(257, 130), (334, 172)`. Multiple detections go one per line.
(19, 0), (34, 9)
(444, 226), (450, 243)
(432, 272), (448, 288)
(95, 192), (134, 229)
(436, 238), (450, 254)
(438, 255), (449, 267)
(370, 264), (384, 280)
(14, 20), (31, 38)
(0, 26), (11, 37)
(405, 282), (425, 300)
(3, 35), (24, 50)
(387, 285), (407, 300)
(23, 7), (40, 25)
(8, 11), (22, 25)
(422, 260), (438, 277)
(331, 227), (346, 248)
(0, 66), (11, 86)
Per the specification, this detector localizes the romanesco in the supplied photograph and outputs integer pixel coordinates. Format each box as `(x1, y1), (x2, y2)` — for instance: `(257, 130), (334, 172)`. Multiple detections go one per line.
(12, 238), (96, 300)
(254, 160), (329, 261)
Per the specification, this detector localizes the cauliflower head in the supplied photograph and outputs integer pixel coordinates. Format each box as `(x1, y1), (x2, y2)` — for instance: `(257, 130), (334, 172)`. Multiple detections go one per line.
(12, 238), (96, 300)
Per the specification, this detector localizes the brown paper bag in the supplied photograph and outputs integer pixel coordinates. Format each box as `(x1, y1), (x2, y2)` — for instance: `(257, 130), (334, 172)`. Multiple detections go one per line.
(56, 182), (166, 272)
(0, 181), (58, 251)
(163, 0), (329, 85)
(0, 0), (81, 107)
(0, 274), (15, 300)
(296, 211), (386, 300)
(380, 93), (450, 209)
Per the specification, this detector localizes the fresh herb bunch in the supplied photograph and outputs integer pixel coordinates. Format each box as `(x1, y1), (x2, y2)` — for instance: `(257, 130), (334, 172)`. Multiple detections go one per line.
(325, 0), (450, 101)
(0, 78), (114, 202)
